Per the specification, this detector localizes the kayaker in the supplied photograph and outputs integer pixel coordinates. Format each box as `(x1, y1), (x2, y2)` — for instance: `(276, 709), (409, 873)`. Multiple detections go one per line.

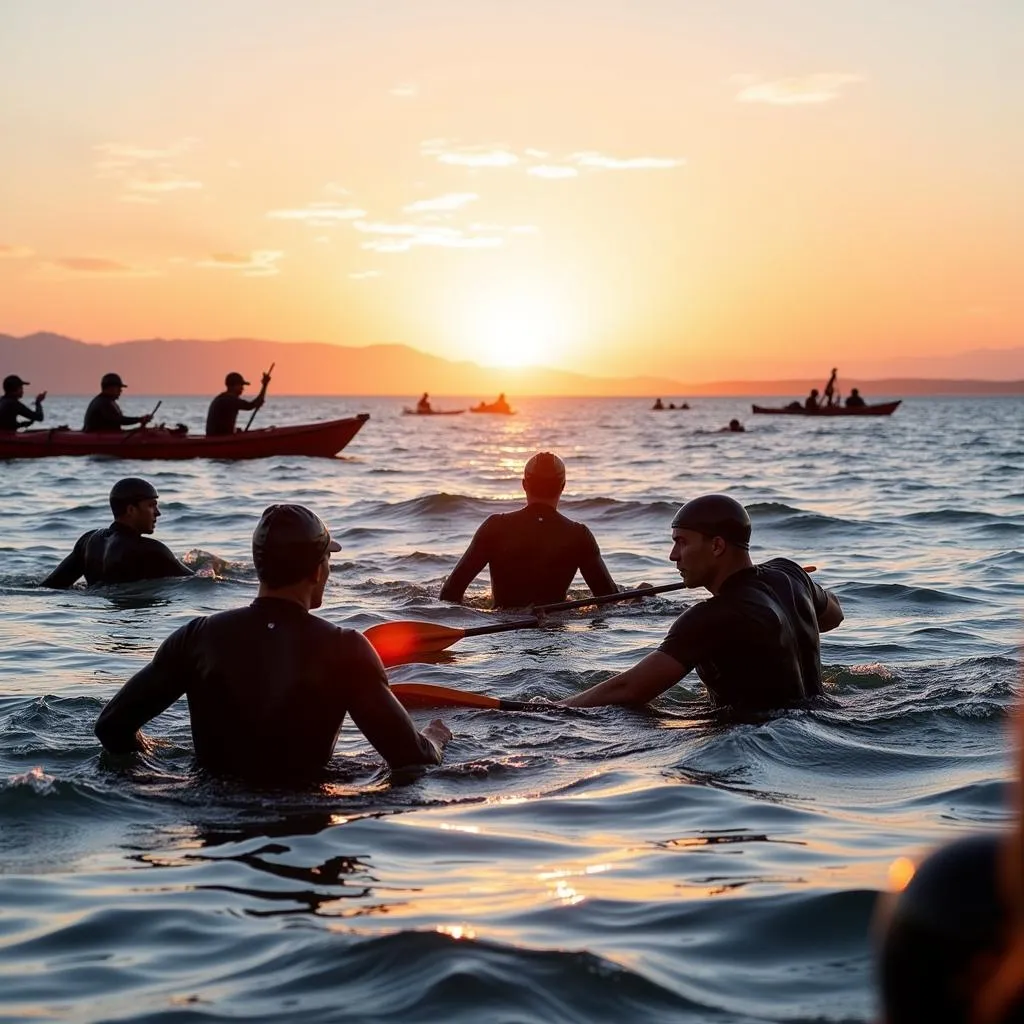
(0, 374), (45, 431)
(719, 419), (745, 433)
(205, 369), (272, 436)
(492, 393), (510, 413)
(82, 373), (154, 432)
(559, 494), (844, 713)
(439, 451), (619, 609)
(845, 388), (866, 409)
(804, 388), (820, 412)
(417, 392), (432, 414)
(40, 477), (194, 588)
(822, 367), (838, 407)
(93, 503), (451, 782)
(652, 398), (664, 410)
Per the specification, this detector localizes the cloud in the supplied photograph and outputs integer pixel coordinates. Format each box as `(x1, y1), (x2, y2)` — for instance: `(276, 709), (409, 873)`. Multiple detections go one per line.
(528, 165), (579, 179)
(420, 140), (519, 168)
(403, 193), (479, 213)
(354, 220), (504, 253)
(40, 256), (158, 278)
(267, 202), (367, 226)
(571, 152), (684, 170)
(0, 244), (33, 258)
(127, 174), (203, 193)
(196, 250), (283, 277)
(349, 270), (381, 280)
(734, 73), (864, 105)
(390, 82), (419, 98)
(94, 138), (203, 202)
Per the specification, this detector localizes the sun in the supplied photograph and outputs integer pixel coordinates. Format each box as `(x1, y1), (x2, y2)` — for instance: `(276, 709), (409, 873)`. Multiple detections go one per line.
(456, 287), (577, 368)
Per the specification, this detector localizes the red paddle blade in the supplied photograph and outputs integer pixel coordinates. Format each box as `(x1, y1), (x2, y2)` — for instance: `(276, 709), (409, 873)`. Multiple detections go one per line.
(364, 621), (466, 665)
(390, 683), (502, 710)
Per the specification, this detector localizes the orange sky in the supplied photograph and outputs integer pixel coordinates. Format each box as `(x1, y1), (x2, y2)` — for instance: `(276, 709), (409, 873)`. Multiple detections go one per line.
(0, 1), (1020, 381)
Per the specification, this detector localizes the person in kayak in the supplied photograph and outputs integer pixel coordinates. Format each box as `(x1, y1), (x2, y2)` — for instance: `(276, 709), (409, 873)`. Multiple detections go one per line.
(439, 451), (619, 609)
(40, 477), (194, 588)
(94, 503), (451, 782)
(845, 387), (866, 408)
(804, 388), (820, 412)
(82, 373), (154, 432)
(205, 369), (272, 436)
(822, 367), (838, 407)
(559, 494), (844, 713)
(417, 392), (432, 414)
(0, 374), (46, 431)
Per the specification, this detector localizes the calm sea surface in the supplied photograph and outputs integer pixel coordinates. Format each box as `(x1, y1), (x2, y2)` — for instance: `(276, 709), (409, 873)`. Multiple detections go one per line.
(1, 394), (1022, 1023)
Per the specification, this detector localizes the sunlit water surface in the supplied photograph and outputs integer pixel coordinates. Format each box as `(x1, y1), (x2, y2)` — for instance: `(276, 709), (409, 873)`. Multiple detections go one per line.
(1, 395), (1022, 1023)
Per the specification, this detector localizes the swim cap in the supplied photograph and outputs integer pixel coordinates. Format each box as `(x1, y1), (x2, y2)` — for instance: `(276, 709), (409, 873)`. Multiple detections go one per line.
(252, 504), (341, 585)
(101, 372), (126, 388)
(109, 477), (159, 505)
(671, 494), (751, 550)
(524, 452), (565, 482)
(878, 833), (1006, 1024)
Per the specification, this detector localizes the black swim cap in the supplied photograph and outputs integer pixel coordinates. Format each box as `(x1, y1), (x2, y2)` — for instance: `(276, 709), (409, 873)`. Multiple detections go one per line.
(878, 833), (1006, 1024)
(524, 452), (565, 481)
(252, 504), (341, 586)
(671, 494), (751, 550)
(109, 477), (159, 506)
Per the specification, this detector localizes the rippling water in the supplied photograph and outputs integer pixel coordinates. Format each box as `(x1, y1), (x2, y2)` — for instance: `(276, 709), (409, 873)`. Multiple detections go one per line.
(1, 394), (1021, 1023)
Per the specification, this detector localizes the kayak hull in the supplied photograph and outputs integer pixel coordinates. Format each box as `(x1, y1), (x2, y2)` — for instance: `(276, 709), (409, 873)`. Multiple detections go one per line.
(402, 408), (465, 416)
(0, 414), (370, 460)
(751, 401), (901, 417)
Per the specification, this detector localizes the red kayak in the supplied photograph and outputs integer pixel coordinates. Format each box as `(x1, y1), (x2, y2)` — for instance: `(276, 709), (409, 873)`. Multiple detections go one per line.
(751, 401), (901, 417)
(0, 414), (370, 460)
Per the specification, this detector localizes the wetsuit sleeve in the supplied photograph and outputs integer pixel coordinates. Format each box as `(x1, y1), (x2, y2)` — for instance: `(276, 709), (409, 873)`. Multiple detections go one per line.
(94, 623), (195, 753)
(657, 602), (722, 673)
(439, 517), (494, 603)
(768, 558), (829, 615)
(576, 524), (618, 597)
(143, 539), (195, 578)
(39, 531), (93, 589)
(236, 395), (263, 410)
(16, 400), (43, 425)
(339, 632), (443, 767)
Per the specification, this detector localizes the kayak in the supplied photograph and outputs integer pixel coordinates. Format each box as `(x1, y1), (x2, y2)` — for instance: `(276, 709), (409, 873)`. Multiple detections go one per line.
(0, 414), (370, 460)
(751, 400), (901, 417)
(402, 407), (465, 416)
(469, 404), (514, 415)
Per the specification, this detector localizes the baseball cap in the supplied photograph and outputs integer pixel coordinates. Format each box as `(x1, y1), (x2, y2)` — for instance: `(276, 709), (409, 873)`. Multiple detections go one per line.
(252, 504), (341, 585)
(523, 452), (565, 482)
(3, 374), (28, 391)
(225, 371), (250, 387)
(101, 372), (126, 388)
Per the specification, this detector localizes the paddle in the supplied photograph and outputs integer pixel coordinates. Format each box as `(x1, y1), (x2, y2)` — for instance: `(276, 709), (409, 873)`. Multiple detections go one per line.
(390, 682), (541, 711)
(366, 569), (819, 665)
(121, 400), (161, 442)
(244, 362), (275, 432)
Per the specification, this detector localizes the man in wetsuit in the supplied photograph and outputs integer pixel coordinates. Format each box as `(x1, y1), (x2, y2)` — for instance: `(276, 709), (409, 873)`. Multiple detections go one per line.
(560, 494), (844, 713)
(205, 369), (271, 436)
(94, 503), (451, 782)
(40, 477), (194, 588)
(0, 374), (45, 431)
(82, 373), (153, 432)
(439, 451), (619, 609)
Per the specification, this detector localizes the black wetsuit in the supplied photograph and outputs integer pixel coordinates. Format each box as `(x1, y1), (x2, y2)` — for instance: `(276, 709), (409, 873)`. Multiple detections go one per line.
(82, 394), (145, 432)
(94, 597), (441, 781)
(205, 392), (264, 436)
(40, 522), (194, 588)
(0, 396), (43, 431)
(657, 558), (827, 712)
(439, 502), (617, 608)
(845, 394), (866, 408)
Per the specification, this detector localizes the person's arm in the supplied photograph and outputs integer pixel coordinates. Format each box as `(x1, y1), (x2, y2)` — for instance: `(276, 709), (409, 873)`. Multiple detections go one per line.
(560, 651), (688, 708)
(144, 539), (195, 579)
(438, 519), (492, 603)
(39, 531), (91, 589)
(16, 400), (43, 426)
(817, 590), (844, 633)
(95, 625), (193, 753)
(341, 633), (451, 767)
(577, 525), (618, 598)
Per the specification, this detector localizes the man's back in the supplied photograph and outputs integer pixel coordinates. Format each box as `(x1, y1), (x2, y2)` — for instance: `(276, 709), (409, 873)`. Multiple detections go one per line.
(95, 597), (437, 781)
(0, 396), (39, 431)
(206, 392), (248, 436)
(83, 394), (122, 432)
(659, 558), (826, 711)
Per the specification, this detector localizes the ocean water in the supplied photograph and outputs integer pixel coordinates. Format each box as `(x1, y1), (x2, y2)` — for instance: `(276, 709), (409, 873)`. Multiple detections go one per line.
(1, 394), (1022, 1024)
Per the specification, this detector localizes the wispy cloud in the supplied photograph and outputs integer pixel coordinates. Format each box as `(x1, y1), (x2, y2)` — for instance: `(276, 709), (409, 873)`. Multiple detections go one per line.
(390, 82), (419, 98)
(354, 220), (504, 253)
(94, 138), (203, 202)
(196, 251), (283, 277)
(267, 202), (367, 226)
(528, 165), (579, 179)
(420, 140), (520, 168)
(0, 244), (33, 259)
(734, 73), (864, 105)
(40, 256), (158, 278)
(403, 193), (478, 213)
(572, 152), (683, 170)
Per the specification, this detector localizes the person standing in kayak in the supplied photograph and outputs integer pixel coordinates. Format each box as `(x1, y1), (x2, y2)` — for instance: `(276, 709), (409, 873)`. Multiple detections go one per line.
(560, 494), (844, 713)
(82, 373), (153, 432)
(205, 369), (272, 436)
(0, 374), (46, 431)
(439, 451), (619, 609)
(40, 477), (194, 588)
(94, 503), (451, 782)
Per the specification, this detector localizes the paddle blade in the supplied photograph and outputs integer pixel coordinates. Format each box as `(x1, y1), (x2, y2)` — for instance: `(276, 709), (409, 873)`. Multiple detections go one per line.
(365, 621), (466, 665)
(390, 683), (503, 710)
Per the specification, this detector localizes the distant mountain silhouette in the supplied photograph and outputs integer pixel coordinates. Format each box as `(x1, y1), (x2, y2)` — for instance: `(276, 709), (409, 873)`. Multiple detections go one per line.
(1, 332), (1022, 396)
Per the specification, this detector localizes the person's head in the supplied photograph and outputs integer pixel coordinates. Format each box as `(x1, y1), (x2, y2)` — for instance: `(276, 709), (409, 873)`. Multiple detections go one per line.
(225, 371), (249, 396)
(729, 419), (742, 431)
(850, 388), (860, 397)
(109, 477), (160, 533)
(522, 451), (566, 505)
(252, 503), (341, 609)
(3, 374), (27, 398)
(810, 388), (819, 398)
(101, 372), (125, 397)
(669, 494), (752, 592)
